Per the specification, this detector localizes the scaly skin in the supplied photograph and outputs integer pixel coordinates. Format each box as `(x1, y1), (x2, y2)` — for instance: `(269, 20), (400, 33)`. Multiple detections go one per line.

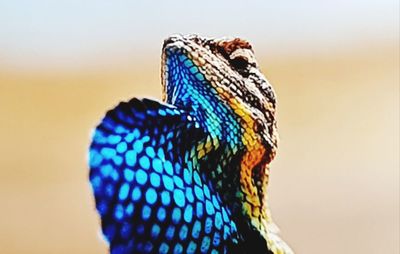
(89, 34), (293, 254)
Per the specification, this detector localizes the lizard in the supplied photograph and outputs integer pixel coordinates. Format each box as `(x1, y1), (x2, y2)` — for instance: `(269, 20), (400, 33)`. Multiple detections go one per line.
(88, 34), (294, 254)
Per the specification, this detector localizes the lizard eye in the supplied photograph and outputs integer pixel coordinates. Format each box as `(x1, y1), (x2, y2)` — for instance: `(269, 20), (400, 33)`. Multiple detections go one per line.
(230, 56), (249, 70)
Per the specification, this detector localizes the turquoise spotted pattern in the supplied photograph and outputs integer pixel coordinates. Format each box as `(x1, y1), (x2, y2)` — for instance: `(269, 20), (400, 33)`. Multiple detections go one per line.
(89, 46), (248, 254)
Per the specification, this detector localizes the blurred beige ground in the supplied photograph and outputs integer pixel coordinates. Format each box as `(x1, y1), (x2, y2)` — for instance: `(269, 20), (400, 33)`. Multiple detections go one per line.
(0, 41), (398, 254)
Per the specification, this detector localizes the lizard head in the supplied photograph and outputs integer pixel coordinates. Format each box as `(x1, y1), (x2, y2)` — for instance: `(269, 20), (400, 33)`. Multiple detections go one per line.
(162, 34), (278, 161)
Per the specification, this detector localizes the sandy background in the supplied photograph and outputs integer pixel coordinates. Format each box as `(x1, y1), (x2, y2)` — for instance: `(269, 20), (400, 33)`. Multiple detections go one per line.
(0, 1), (398, 254)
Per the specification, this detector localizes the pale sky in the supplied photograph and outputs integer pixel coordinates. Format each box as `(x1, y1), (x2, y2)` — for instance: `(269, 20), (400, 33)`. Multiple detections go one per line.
(0, 0), (398, 69)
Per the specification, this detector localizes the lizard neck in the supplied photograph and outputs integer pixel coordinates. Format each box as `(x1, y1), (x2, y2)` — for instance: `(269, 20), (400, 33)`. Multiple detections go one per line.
(225, 97), (294, 254)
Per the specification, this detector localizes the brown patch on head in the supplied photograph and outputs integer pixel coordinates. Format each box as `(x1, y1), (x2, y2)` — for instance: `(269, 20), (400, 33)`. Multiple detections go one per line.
(217, 38), (253, 55)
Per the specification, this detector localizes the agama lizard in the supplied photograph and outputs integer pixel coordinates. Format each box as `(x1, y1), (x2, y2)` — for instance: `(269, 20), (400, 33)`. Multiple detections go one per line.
(88, 34), (294, 254)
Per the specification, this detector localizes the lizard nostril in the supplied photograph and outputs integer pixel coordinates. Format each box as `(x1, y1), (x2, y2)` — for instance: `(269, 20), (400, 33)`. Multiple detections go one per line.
(163, 37), (175, 48)
(254, 118), (264, 133)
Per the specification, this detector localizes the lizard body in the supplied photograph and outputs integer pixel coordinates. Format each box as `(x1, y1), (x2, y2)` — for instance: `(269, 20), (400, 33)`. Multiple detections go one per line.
(89, 35), (293, 254)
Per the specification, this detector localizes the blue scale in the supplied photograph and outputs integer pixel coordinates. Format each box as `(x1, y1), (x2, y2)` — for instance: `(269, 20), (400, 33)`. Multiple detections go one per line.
(89, 45), (245, 254)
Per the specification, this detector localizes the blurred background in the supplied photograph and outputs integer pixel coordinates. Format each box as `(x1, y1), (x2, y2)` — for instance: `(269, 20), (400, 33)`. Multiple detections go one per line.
(0, 1), (398, 253)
